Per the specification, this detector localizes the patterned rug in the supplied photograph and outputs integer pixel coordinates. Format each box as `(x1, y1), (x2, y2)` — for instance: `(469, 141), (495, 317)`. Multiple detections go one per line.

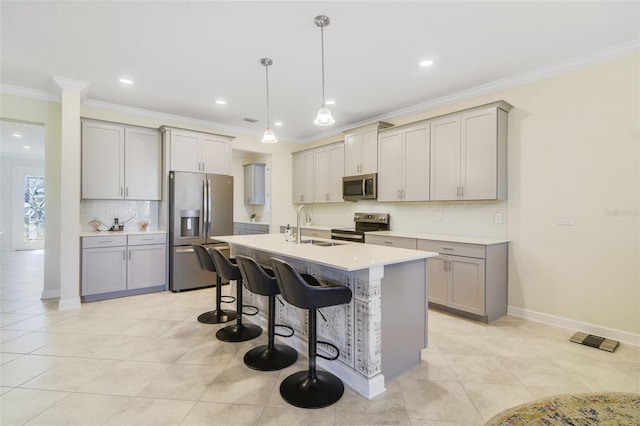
(485, 392), (640, 425)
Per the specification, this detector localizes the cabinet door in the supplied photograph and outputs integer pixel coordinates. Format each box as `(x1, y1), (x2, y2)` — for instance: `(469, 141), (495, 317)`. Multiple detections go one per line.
(403, 125), (430, 201)
(127, 244), (166, 290)
(82, 247), (127, 295)
(244, 163), (265, 205)
(313, 148), (331, 203)
(360, 128), (379, 174)
(344, 133), (362, 176)
(430, 115), (461, 201)
(201, 134), (230, 174)
(449, 256), (485, 315)
(377, 131), (402, 201)
(328, 144), (345, 202)
(292, 152), (313, 203)
(170, 130), (200, 172)
(461, 108), (497, 200)
(427, 256), (449, 305)
(82, 121), (124, 199)
(124, 127), (162, 200)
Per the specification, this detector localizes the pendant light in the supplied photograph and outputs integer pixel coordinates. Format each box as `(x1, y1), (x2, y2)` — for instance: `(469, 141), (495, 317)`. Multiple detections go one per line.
(314, 15), (335, 126)
(260, 57), (278, 143)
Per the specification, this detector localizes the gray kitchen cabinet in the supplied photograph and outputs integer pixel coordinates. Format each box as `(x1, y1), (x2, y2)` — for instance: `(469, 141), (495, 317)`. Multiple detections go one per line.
(417, 239), (507, 322)
(163, 126), (232, 175)
(81, 233), (166, 301)
(292, 150), (314, 203)
(365, 234), (417, 249)
(344, 121), (392, 176)
(378, 122), (430, 201)
(234, 222), (269, 235)
(430, 102), (511, 201)
(313, 142), (344, 203)
(81, 121), (161, 200)
(243, 163), (266, 205)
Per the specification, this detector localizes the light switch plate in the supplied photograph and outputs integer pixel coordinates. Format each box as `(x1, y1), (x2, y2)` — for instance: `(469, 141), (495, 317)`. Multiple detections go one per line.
(494, 212), (503, 224)
(559, 213), (574, 226)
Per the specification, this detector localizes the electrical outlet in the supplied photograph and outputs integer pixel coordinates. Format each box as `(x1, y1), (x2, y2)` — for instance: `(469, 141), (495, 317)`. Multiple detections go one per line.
(558, 213), (575, 226)
(494, 212), (503, 224)
(106, 209), (114, 218)
(435, 211), (442, 222)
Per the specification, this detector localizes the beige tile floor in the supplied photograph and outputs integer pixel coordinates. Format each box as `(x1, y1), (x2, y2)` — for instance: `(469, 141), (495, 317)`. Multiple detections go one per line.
(1, 249), (638, 425)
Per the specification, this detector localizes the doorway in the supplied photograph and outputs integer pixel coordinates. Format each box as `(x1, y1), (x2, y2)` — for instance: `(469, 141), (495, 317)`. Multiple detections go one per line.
(0, 121), (45, 251)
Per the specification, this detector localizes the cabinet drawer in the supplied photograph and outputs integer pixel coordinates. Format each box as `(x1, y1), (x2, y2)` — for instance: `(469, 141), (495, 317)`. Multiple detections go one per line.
(366, 235), (417, 249)
(128, 233), (166, 246)
(82, 235), (127, 248)
(417, 239), (485, 259)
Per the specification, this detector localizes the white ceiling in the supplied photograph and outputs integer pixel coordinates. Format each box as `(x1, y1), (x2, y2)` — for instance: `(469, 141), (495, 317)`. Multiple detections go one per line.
(1, 1), (638, 143)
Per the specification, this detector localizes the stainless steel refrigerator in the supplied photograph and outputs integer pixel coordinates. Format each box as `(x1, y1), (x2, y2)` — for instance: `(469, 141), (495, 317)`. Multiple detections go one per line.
(169, 171), (233, 292)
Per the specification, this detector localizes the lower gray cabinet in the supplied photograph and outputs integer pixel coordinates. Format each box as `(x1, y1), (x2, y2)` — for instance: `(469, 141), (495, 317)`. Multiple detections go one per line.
(81, 233), (166, 301)
(417, 239), (507, 323)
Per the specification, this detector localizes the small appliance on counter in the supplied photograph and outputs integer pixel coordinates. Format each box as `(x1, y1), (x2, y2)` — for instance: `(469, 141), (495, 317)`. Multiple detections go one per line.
(331, 213), (390, 243)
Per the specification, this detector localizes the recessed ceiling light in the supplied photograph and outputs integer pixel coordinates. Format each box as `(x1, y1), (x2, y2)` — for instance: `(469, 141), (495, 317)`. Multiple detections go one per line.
(23, 145), (31, 150)
(274, 122), (283, 126)
(419, 60), (434, 68)
(325, 100), (336, 105)
(215, 100), (226, 105)
(12, 132), (22, 138)
(119, 78), (134, 85)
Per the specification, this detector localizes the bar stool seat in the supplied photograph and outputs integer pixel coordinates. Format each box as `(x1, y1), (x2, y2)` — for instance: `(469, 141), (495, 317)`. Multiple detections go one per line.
(209, 247), (262, 342)
(191, 245), (236, 324)
(271, 257), (352, 409)
(236, 255), (297, 371)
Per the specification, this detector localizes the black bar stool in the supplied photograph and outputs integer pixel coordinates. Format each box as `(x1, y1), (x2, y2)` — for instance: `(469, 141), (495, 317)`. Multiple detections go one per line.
(191, 245), (236, 324)
(270, 257), (353, 409)
(235, 255), (298, 371)
(209, 247), (262, 342)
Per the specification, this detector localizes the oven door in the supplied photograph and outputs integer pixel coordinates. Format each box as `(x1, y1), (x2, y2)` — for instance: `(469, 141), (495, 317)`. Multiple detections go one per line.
(331, 230), (365, 243)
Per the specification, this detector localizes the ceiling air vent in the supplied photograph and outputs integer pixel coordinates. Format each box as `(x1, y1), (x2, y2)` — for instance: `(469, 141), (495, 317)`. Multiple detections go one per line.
(243, 118), (259, 123)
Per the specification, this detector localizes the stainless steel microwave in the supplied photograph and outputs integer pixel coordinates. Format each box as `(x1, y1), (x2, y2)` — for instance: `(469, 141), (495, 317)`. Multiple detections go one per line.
(343, 173), (377, 201)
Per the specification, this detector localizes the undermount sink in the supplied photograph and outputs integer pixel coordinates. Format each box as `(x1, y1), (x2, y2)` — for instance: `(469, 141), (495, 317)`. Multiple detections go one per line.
(300, 239), (344, 247)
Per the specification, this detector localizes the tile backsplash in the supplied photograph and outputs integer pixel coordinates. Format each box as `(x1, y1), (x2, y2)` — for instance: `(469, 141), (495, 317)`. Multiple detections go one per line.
(80, 200), (160, 232)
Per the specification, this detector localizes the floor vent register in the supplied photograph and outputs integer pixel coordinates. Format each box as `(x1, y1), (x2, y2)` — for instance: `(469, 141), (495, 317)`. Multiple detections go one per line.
(570, 332), (619, 352)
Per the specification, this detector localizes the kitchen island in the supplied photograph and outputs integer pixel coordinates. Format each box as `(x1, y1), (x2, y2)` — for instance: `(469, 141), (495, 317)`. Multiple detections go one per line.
(213, 233), (438, 399)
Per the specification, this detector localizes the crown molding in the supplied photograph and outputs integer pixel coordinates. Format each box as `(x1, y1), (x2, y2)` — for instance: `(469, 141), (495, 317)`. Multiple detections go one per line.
(296, 39), (640, 144)
(51, 76), (89, 100)
(0, 83), (60, 102)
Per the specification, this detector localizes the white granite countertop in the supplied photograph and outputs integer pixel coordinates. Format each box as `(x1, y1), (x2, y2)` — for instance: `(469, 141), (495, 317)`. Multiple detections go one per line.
(80, 229), (167, 237)
(366, 231), (509, 245)
(214, 233), (437, 272)
(280, 224), (337, 231)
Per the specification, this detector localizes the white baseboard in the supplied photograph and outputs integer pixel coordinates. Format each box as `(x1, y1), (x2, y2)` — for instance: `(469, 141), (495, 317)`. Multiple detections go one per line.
(508, 305), (640, 347)
(40, 289), (60, 299)
(58, 297), (81, 311)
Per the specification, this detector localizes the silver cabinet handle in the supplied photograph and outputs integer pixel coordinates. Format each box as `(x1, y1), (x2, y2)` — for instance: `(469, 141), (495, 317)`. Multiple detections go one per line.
(120, 187), (123, 196)
(383, 241), (393, 245)
(441, 247), (455, 251)
(99, 240), (113, 244)
(125, 187), (129, 197)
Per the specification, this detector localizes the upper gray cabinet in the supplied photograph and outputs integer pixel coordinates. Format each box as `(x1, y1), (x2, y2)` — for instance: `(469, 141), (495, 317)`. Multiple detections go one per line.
(163, 127), (232, 175)
(344, 122), (392, 176)
(81, 121), (162, 200)
(430, 101), (511, 201)
(243, 163), (265, 205)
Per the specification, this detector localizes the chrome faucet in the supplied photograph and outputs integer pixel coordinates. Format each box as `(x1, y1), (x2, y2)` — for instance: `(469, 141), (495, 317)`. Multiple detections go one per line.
(297, 204), (308, 244)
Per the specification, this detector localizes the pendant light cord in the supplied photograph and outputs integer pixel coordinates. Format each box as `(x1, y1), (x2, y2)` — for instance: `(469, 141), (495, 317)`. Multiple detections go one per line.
(265, 64), (271, 129)
(320, 25), (326, 107)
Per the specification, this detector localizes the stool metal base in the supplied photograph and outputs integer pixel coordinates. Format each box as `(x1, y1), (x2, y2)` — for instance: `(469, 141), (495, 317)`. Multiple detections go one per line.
(279, 370), (344, 409)
(216, 323), (262, 342)
(197, 309), (237, 324)
(244, 344), (298, 371)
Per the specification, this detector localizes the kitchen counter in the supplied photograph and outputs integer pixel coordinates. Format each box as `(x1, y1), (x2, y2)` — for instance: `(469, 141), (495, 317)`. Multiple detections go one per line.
(215, 233), (435, 271)
(80, 229), (167, 237)
(214, 233), (437, 399)
(366, 231), (509, 245)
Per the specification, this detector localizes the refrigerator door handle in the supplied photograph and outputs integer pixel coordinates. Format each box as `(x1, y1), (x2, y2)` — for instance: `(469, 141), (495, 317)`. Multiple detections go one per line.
(202, 178), (207, 239)
(207, 178), (212, 241)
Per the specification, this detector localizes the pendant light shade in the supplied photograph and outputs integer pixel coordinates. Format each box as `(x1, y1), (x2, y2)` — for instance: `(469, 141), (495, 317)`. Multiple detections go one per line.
(260, 57), (278, 143)
(314, 15), (335, 126)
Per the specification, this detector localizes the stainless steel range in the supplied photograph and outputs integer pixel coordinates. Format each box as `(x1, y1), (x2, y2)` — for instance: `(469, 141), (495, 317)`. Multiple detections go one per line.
(331, 213), (390, 243)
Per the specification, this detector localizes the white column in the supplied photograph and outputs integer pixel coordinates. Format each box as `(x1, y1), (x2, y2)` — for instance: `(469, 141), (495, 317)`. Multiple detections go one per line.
(52, 76), (88, 310)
